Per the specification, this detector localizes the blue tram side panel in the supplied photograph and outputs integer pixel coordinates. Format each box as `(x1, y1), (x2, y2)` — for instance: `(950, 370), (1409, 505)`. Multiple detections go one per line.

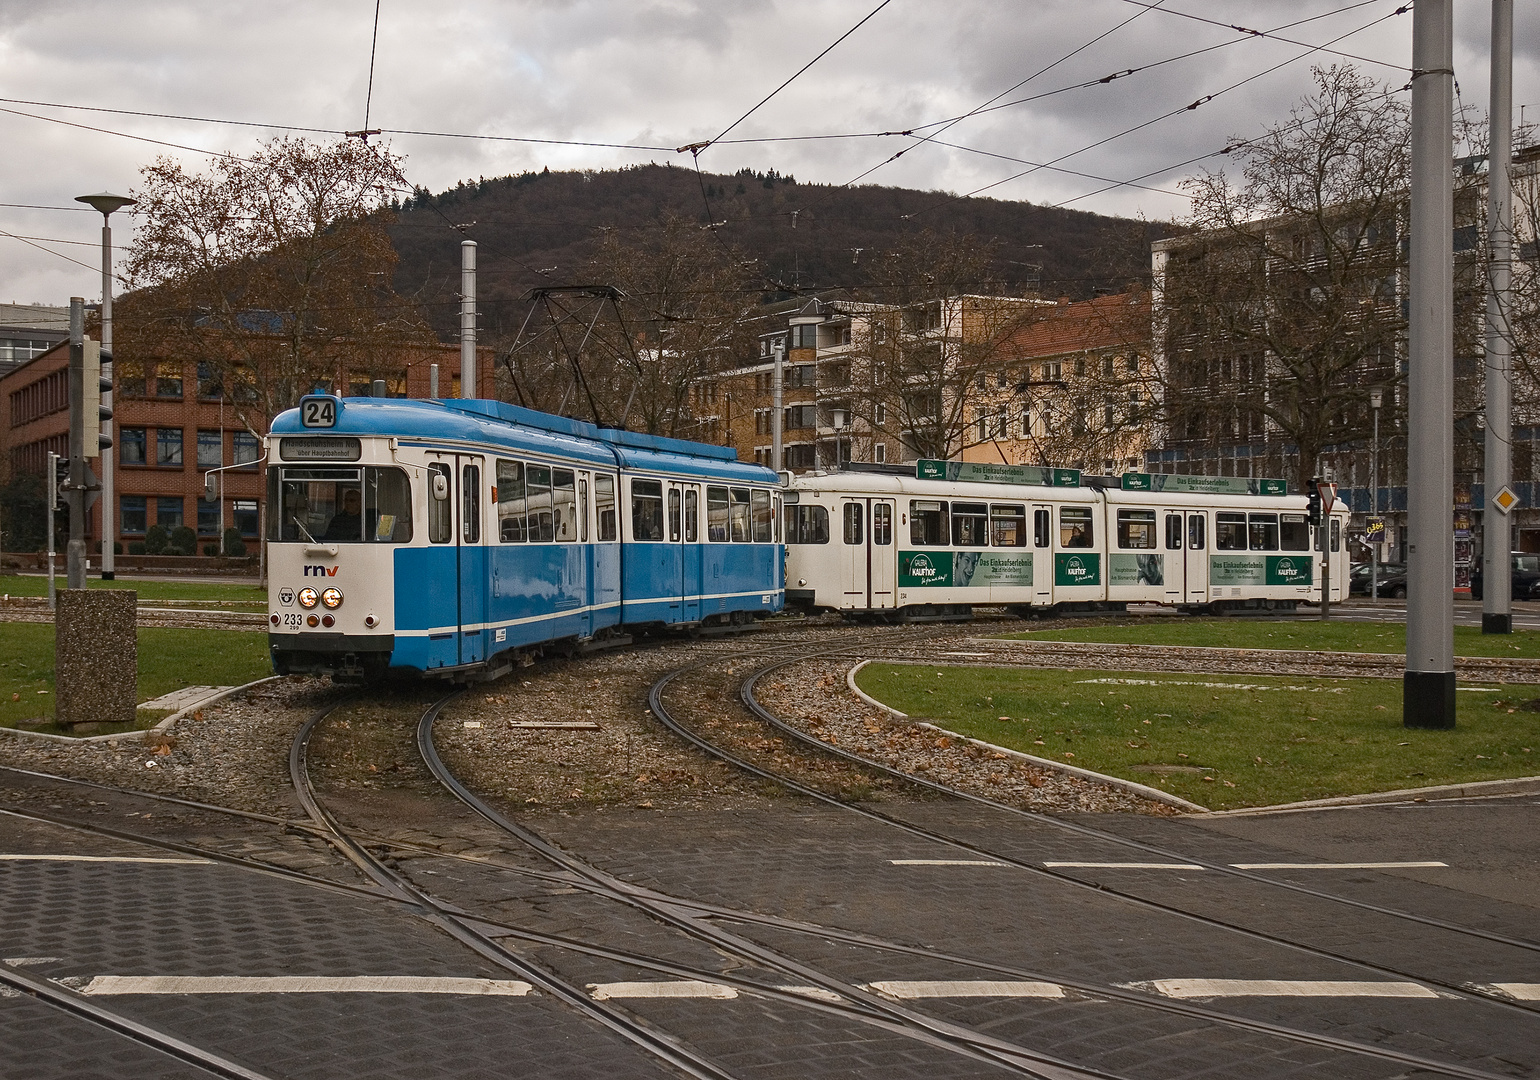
(266, 395), (783, 679)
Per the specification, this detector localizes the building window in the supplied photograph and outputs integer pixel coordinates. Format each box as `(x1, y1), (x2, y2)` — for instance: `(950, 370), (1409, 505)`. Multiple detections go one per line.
(233, 499), (259, 538)
(790, 324), (817, 349)
(785, 404), (816, 430)
(154, 364), (183, 398)
(1021, 408), (1032, 438)
(784, 444), (816, 469)
(120, 495), (146, 535)
(196, 429), (222, 468)
(197, 498), (221, 536)
(197, 361), (223, 399)
(873, 402), (886, 426)
(120, 427), (147, 466)
(976, 415), (989, 442)
(233, 431), (259, 467)
(156, 497), (185, 529)
(874, 443), (886, 463)
(117, 359), (146, 397)
(156, 428), (183, 466)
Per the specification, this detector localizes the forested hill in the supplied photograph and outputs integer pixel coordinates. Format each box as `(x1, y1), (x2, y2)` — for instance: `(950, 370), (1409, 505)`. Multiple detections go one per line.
(387, 163), (1170, 344)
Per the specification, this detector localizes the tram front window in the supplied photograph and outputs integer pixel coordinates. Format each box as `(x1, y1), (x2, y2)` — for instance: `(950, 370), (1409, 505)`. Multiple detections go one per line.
(270, 466), (412, 543)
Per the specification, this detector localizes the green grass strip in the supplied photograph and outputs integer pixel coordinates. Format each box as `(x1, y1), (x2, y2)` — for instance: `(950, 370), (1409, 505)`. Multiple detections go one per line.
(0, 574), (266, 608)
(856, 663), (1540, 811)
(996, 619), (1540, 659)
(1, 623), (271, 736)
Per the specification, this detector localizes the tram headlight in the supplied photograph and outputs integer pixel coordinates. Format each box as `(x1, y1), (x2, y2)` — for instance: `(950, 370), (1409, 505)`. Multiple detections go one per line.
(297, 587), (319, 609)
(321, 587), (343, 609)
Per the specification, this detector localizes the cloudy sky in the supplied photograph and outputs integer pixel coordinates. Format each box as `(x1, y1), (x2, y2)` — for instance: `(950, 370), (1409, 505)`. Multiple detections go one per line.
(3, 0), (1537, 307)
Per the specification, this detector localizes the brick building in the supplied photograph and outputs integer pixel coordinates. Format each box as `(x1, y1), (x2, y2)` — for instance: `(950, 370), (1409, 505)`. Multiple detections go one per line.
(2, 340), (493, 553)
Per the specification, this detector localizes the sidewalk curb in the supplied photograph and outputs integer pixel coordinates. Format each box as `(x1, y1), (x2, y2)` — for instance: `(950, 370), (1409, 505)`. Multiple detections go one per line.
(844, 660), (1209, 813)
(0, 676), (283, 746)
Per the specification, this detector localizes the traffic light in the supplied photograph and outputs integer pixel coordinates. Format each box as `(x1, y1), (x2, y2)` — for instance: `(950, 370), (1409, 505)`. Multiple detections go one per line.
(1306, 479), (1323, 527)
(82, 340), (113, 455)
(49, 452), (70, 511)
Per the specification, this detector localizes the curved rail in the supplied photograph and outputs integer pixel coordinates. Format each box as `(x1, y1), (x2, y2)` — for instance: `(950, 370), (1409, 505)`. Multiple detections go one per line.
(287, 699), (745, 1080)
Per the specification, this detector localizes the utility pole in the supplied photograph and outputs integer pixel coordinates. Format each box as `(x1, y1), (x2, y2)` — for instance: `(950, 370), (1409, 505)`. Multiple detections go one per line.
(66, 299), (87, 590)
(1483, 0), (1514, 634)
(1405, 0), (1456, 728)
(460, 240), (477, 398)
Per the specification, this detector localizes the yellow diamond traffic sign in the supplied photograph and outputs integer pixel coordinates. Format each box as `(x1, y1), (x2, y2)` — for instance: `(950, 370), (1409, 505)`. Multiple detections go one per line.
(1493, 486), (1520, 515)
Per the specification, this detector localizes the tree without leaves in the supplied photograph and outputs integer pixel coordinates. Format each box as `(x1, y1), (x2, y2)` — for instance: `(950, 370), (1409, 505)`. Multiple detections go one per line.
(120, 137), (435, 435)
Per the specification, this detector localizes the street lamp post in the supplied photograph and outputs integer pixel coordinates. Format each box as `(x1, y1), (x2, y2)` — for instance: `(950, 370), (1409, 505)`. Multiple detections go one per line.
(75, 192), (137, 581)
(1370, 387), (1383, 600)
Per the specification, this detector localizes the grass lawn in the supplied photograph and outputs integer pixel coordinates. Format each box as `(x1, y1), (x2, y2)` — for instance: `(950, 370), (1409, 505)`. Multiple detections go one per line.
(996, 619), (1540, 660)
(0, 623), (272, 735)
(856, 663), (1540, 810)
(0, 574), (265, 609)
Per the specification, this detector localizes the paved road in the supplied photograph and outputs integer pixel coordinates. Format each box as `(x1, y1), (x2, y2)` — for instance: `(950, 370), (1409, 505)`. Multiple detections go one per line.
(3, 786), (1537, 1079)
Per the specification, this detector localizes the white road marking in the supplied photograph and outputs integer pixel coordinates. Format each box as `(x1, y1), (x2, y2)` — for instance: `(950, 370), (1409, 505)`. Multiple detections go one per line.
(1045, 862), (1205, 870)
(775, 985), (846, 1002)
(1487, 984), (1540, 1000)
(76, 976), (532, 996)
(1134, 979), (1439, 999)
(867, 980), (1065, 999)
(890, 859), (1008, 866)
(0, 855), (210, 864)
(2, 957), (62, 966)
(589, 981), (737, 1000)
(1230, 862), (1448, 870)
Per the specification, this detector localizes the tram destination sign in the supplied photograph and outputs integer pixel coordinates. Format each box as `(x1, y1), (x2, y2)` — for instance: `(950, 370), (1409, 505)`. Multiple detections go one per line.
(1121, 472), (1287, 497)
(916, 459), (1079, 487)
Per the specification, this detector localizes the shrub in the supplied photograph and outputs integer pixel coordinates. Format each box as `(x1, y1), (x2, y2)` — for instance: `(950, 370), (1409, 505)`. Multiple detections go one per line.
(168, 525), (198, 556)
(203, 543), (220, 556)
(222, 528), (247, 558)
(128, 541), (146, 555)
(143, 525), (168, 555)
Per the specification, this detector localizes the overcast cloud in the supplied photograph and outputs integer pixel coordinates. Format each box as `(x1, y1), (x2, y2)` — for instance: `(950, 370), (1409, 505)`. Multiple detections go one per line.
(2, 0), (1537, 306)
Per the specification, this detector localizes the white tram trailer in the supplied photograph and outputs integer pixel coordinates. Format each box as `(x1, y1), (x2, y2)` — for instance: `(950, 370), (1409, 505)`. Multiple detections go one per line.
(783, 468), (1348, 619)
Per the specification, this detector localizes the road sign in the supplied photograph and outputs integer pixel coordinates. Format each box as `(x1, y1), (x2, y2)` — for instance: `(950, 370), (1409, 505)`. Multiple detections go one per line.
(1365, 517), (1385, 540)
(1492, 485), (1520, 515)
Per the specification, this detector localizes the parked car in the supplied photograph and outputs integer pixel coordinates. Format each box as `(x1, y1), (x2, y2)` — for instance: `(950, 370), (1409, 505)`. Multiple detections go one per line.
(1470, 553), (1540, 600)
(1350, 562), (1408, 598)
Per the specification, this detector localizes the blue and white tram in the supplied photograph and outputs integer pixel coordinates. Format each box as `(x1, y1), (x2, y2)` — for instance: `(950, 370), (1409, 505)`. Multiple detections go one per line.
(265, 395), (783, 678)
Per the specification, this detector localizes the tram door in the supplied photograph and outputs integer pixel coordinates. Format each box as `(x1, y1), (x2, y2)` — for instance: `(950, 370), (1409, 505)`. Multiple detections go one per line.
(1162, 510), (1184, 604)
(1185, 511), (1209, 603)
(1031, 505), (1053, 607)
(670, 482), (703, 622)
(840, 499), (896, 610)
(869, 500), (895, 609)
(456, 456), (487, 665)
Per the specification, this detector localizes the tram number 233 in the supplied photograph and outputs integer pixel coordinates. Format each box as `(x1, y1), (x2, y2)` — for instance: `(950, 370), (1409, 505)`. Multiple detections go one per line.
(301, 397), (338, 428)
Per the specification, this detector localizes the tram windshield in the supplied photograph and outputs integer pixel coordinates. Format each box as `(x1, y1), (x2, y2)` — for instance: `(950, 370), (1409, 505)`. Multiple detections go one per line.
(268, 466), (412, 543)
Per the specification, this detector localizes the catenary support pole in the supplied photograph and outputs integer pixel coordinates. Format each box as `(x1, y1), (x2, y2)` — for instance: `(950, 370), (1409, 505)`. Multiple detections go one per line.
(66, 299), (86, 591)
(98, 217), (115, 579)
(1483, 0), (1514, 634)
(1405, 0), (1456, 728)
(460, 240), (477, 398)
(772, 341), (784, 473)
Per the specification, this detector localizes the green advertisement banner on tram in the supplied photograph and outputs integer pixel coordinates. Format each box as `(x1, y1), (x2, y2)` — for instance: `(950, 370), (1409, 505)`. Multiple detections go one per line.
(1108, 552), (1165, 586)
(899, 551), (1035, 588)
(899, 551), (953, 587)
(1054, 552), (1101, 587)
(1209, 554), (1313, 586)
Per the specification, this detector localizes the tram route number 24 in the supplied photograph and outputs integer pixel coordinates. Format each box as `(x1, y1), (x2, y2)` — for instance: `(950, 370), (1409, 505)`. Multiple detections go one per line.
(301, 396), (337, 428)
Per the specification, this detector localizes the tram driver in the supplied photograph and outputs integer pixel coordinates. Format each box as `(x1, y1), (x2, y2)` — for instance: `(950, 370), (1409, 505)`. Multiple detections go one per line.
(323, 487), (364, 542)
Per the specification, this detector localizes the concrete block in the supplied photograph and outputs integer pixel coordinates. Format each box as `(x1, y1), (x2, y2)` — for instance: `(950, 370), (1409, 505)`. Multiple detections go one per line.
(55, 589), (137, 728)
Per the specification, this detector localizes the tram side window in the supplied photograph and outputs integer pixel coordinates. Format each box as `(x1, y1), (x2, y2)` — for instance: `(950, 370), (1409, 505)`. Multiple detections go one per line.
(364, 467), (412, 542)
(579, 478), (589, 542)
(910, 501), (949, 546)
(1215, 512), (1247, 550)
(668, 488), (681, 542)
(527, 465), (554, 542)
(707, 487), (730, 542)
(595, 474), (618, 541)
(872, 503), (892, 545)
(1059, 506), (1093, 548)
(1280, 513), (1309, 551)
(428, 463), (452, 543)
(498, 460), (527, 542)
(952, 502), (988, 547)
(751, 490), (773, 542)
(1248, 512), (1279, 551)
(1034, 509), (1050, 548)
(843, 503), (863, 545)
(1165, 513), (1182, 550)
(552, 469), (577, 542)
(1116, 509), (1156, 549)
(462, 464), (481, 544)
(631, 478), (664, 541)
(684, 489), (698, 543)
(1187, 513), (1206, 550)
(730, 488), (751, 542)
(990, 504), (1026, 548)
(786, 504), (830, 544)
